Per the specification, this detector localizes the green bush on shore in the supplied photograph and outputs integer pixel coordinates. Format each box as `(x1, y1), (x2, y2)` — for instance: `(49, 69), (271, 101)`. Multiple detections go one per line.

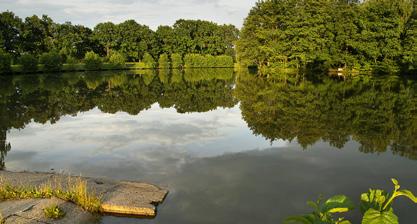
(214, 55), (234, 67)
(0, 50), (12, 75)
(109, 52), (126, 69)
(184, 54), (234, 68)
(171, 53), (183, 68)
(19, 54), (38, 73)
(158, 53), (170, 69)
(184, 54), (206, 68)
(39, 52), (63, 72)
(84, 51), (102, 70)
(143, 53), (156, 69)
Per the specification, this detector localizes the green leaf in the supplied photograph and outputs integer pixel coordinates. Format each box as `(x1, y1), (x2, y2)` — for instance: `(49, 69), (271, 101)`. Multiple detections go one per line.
(337, 220), (352, 224)
(395, 190), (417, 203)
(362, 208), (398, 224)
(284, 215), (314, 224)
(391, 179), (400, 191)
(321, 195), (354, 214)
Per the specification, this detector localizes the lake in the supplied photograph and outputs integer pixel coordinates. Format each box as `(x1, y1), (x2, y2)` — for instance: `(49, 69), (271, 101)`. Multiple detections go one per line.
(1, 69), (416, 223)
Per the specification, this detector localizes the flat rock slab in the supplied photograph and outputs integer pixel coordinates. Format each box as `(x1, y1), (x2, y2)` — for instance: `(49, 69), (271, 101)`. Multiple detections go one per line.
(0, 197), (99, 224)
(0, 171), (168, 217)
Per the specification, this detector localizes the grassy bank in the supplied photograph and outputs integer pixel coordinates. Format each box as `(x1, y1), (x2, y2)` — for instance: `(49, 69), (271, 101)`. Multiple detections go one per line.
(0, 177), (101, 213)
(10, 62), (151, 74)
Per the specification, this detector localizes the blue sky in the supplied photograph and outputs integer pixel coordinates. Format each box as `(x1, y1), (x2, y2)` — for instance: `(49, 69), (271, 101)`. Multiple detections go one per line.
(0, 0), (255, 30)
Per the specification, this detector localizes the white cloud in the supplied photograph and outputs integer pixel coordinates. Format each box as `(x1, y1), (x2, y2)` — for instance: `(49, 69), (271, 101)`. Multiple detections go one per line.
(1, 0), (256, 29)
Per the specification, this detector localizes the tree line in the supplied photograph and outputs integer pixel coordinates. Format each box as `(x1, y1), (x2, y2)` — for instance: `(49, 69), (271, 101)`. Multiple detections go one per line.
(237, 0), (417, 74)
(0, 11), (239, 72)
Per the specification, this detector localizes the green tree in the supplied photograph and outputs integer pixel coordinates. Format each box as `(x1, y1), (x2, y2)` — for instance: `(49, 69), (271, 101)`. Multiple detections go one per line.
(52, 22), (98, 59)
(93, 22), (118, 57)
(402, 0), (417, 73)
(117, 20), (157, 61)
(0, 11), (23, 55)
(21, 15), (54, 55)
(156, 26), (176, 55)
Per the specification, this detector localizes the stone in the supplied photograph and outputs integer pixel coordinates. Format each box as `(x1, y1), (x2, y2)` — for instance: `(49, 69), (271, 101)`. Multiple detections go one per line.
(0, 171), (168, 217)
(0, 198), (99, 224)
(100, 181), (168, 217)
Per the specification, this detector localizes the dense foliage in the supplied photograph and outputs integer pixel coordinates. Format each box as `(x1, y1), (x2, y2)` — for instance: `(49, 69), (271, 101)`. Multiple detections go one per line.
(108, 52), (125, 69)
(0, 11), (239, 66)
(18, 54), (38, 72)
(237, 0), (417, 74)
(0, 50), (11, 74)
(184, 54), (234, 68)
(39, 52), (62, 72)
(156, 20), (239, 58)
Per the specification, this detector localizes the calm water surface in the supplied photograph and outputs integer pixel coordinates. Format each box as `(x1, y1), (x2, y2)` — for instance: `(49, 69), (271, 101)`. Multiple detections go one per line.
(1, 69), (416, 223)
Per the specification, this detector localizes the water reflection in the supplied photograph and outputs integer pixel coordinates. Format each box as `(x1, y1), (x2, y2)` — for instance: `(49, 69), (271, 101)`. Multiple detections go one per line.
(1, 70), (417, 223)
(0, 68), (237, 168)
(235, 72), (417, 160)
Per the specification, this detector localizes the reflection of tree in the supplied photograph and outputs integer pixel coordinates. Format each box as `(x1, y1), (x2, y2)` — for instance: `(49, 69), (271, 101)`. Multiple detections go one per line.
(0, 129), (10, 170)
(235, 72), (417, 160)
(0, 69), (237, 167)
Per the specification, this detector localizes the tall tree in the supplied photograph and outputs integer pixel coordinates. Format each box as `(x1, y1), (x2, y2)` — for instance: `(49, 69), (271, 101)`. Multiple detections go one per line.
(0, 11), (22, 55)
(93, 22), (118, 57)
(21, 15), (54, 55)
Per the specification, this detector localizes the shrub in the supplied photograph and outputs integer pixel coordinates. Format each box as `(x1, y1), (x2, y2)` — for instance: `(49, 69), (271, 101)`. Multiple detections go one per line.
(44, 205), (65, 219)
(39, 52), (63, 72)
(66, 56), (78, 64)
(171, 53), (183, 69)
(109, 52), (126, 69)
(184, 54), (207, 68)
(19, 54), (38, 73)
(158, 53), (170, 69)
(143, 53), (156, 69)
(0, 50), (12, 75)
(184, 54), (234, 68)
(84, 51), (102, 70)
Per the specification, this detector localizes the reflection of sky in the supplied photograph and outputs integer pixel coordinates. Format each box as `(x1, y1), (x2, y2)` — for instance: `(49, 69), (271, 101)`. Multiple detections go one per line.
(6, 103), (287, 181)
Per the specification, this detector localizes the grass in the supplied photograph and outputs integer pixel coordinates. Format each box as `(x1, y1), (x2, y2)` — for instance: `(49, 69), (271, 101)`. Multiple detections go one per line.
(43, 204), (66, 219)
(0, 177), (101, 213)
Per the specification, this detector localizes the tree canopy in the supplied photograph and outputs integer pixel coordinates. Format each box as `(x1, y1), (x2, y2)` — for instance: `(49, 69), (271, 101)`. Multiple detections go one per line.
(237, 0), (417, 74)
(0, 11), (239, 63)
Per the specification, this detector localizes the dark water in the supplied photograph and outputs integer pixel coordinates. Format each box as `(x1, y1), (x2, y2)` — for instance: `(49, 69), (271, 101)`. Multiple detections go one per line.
(1, 69), (416, 223)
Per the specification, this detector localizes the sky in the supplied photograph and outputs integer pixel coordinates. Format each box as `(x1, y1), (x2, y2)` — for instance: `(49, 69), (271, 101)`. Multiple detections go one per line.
(0, 0), (256, 30)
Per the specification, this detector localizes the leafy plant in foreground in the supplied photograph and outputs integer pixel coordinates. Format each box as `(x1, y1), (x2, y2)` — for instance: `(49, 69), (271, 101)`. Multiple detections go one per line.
(285, 195), (354, 224)
(360, 179), (417, 224)
(285, 179), (417, 224)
